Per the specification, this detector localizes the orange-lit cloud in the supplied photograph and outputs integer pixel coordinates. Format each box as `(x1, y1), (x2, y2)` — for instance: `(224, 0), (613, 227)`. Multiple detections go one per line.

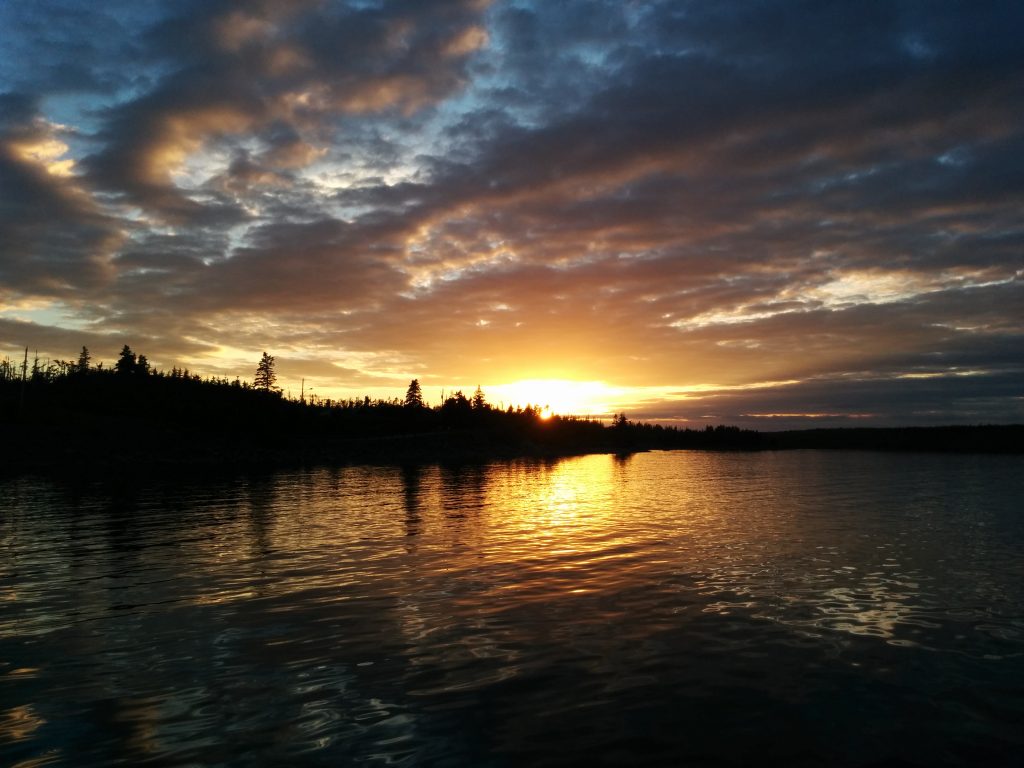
(1, 1), (1023, 426)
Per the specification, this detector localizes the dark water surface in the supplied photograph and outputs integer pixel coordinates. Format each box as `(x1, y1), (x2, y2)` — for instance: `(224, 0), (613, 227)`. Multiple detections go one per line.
(2, 450), (1023, 766)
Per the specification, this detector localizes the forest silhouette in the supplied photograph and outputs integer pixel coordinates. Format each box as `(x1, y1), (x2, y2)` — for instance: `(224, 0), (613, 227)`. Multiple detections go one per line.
(1, 346), (1020, 473)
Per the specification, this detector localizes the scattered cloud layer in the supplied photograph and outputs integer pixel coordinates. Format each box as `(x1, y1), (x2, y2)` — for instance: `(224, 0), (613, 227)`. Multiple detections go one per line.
(1, 0), (1022, 425)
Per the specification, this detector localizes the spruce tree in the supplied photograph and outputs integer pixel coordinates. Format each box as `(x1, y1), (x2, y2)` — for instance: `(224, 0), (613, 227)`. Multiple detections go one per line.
(76, 346), (91, 374)
(404, 378), (424, 408)
(472, 385), (486, 409)
(254, 352), (277, 391)
(115, 345), (136, 375)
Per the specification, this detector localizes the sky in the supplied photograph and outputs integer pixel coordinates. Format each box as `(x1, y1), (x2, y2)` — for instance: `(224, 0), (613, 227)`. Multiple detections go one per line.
(1, 0), (1022, 428)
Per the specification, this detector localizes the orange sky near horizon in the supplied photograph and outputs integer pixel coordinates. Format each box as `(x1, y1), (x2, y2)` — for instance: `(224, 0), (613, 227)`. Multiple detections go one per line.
(1, 1), (1022, 429)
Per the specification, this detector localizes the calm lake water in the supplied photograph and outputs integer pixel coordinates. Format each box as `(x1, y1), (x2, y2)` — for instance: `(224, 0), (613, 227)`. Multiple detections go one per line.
(2, 450), (1023, 766)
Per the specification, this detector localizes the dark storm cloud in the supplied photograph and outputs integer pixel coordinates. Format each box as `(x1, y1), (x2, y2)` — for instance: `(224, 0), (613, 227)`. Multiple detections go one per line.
(1, 0), (1022, 423)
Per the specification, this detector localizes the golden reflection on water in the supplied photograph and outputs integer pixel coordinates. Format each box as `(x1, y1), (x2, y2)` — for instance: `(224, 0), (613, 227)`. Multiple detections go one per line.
(7, 668), (39, 677)
(159, 453), (949, 646)
(2, 451), (1023, 766)
(11, 753), (62, 768)
(0, 704), (45, 743)
(486, 457), (622, 547)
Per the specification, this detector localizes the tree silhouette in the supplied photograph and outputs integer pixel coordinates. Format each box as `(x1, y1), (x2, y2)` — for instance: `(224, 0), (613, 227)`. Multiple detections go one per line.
(11, 340), (1018, 465)
(254, 352), (277, 391)
(115, 345), (137, 375)
(472, 385), (487, 410)
(76, 346), (91, 374)
(405, 378), (424, 408)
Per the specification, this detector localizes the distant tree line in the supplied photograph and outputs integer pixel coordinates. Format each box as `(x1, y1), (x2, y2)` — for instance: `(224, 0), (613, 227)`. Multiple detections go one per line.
(2, 344), (1020, 472)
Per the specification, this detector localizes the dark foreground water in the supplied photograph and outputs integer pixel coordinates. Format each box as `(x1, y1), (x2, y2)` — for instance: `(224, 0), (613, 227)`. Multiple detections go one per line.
(2, 451), (1023, 767)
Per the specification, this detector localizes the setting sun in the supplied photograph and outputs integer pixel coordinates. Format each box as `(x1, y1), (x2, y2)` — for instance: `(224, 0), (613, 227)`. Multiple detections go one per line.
(1, 1), (1021, 432)
(487, 379), (623, 417)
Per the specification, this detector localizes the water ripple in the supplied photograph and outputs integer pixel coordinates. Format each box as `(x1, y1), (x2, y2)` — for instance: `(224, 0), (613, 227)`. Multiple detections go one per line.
(2, 452), (1024, 765)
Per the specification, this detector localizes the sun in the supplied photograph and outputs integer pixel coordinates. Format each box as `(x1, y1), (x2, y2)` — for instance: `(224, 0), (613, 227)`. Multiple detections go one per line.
(488, 379), (620, 417)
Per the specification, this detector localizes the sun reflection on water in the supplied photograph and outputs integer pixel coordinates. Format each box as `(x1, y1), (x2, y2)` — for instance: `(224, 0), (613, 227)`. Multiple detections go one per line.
(3, 452), (1023, 765)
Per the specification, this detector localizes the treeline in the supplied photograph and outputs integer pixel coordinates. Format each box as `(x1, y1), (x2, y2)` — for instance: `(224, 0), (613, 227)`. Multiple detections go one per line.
(1, 345), (1020, 472)
(0, 345), (763, 469)
(762, 425), (1024, 454)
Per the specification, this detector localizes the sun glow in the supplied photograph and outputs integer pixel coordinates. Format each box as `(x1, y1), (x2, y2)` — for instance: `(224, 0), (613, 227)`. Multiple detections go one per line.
(488, 379), (623, 417)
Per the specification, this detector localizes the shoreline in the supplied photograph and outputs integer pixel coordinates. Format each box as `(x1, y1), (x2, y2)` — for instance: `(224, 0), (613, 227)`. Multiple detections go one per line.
(3, 424), (1021, 480)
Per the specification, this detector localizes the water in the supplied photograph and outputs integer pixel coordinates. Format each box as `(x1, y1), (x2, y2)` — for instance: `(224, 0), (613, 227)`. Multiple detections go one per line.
(2, 450), (1023, 766)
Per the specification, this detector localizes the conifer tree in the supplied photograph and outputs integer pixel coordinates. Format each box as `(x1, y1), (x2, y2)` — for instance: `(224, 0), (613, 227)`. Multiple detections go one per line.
(115, 345), (136, 375)
(404, 378), (424, 408)
(472, 385), (486, 409)
(254, 352), (277, 391)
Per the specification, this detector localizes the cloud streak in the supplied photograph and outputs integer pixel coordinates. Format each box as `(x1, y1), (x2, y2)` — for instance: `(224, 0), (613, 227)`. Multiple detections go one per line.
(1, 0), (1022, 425)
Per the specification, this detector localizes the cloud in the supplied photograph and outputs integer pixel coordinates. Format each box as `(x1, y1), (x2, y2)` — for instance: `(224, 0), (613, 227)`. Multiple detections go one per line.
(639, 367), (1024, 431)
(0, 94), (123, 297)
(80, 0), (491, 220)
(1, 1), (1022, 424)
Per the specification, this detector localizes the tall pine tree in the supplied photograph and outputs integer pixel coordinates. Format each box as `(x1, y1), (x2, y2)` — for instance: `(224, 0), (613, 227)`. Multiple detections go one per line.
(254, 352), (277, 391)
(404, 378), (424, 408)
